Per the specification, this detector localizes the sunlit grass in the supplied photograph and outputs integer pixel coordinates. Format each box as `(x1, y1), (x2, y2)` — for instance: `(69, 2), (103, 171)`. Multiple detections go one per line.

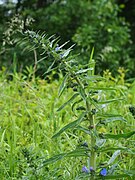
(0, 69), (135, 179)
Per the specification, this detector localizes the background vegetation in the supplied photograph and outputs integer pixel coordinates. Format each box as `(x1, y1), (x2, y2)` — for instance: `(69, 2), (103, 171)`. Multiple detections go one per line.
(0, 0), (135, 78)
(0, 0), (135, 179)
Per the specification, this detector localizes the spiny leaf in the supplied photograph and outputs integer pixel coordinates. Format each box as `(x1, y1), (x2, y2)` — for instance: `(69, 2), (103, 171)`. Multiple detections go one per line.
(57, 93), (79, 111)
(52, 112), (86, 138)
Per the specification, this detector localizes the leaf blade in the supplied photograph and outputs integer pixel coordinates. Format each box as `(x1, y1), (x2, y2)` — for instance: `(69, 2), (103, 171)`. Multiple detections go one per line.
(101, 131), (135, 139)
(52, 112), (86, 138)
(57, 93), (79, 111)
(58, 73), (69, 97)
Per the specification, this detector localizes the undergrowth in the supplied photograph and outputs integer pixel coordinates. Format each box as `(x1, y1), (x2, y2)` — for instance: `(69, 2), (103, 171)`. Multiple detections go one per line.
(0, 67), (135, 179)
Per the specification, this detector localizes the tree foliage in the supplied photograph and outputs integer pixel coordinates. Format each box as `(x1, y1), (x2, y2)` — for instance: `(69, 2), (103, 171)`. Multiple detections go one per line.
(0, 0), (135, 78)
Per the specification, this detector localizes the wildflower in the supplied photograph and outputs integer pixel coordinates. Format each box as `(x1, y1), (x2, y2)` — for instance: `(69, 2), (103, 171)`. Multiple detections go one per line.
(55, 46), (60, 52)
(82, 166), (89, 173)
(90, 167), (95, 176)
(90, 167), (94, 172)
(100, 168), (107, 176)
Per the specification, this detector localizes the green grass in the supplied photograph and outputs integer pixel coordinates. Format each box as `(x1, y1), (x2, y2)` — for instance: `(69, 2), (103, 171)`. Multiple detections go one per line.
(0, 68), (135, 179)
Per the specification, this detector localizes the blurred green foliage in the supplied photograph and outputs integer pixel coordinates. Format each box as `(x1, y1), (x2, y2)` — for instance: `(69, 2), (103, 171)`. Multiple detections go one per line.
(0, 0), (135, 78)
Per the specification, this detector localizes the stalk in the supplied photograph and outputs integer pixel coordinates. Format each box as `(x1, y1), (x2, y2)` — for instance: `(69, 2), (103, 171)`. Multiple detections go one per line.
(86, 100), (96, 180)
(74, 75), (96, 179)
(65, 56), (97, 178)
(87, 53), (96, 179)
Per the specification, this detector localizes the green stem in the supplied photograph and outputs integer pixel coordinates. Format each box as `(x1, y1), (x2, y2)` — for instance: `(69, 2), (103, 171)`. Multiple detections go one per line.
(74, 75), (96, 178)
(86, 100), (96, 180)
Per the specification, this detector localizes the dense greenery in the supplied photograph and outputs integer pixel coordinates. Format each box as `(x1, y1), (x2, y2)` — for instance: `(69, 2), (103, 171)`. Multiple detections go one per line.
(0, 1), (135, 179)
(0, 64), (135, 179)
(0, 0), (135, 77)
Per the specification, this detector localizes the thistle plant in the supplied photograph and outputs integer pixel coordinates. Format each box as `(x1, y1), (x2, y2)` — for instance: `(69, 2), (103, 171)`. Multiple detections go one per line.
(22, 30), (135, 179)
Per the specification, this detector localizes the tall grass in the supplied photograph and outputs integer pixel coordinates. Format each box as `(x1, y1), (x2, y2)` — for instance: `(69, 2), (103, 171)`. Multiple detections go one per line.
(0, 66), (135, 179)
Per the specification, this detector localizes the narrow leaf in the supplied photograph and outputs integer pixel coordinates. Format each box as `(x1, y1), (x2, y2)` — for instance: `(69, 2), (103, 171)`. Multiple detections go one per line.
(71, 99), (83, 113)
(98, 98), (123, 104)
(76, 68), (93, 74)
(88, 47), (95, 76)
(107, 162), (119, 175)
(52, 112), (86, 138)
(88, 96), (101, 111)
(43, 60), (56, 75)
(61, 44), (74, 58)
(103, 116), (127, 123)
(78, 86), (86, 102)
(85, 75), (106, 81)
(42, 153), (67, 167)
(89, 47), (94, 63)
(59, 40), (70, 49)
(75, 126), (91, 135)
(57, 93), (79, 111)
(66, 147), (90, 157)
(58, 74), (69, 97)
(107, 150), (121, 165)
(88, 87), (116, 91)
(98, 147), (127, 152)
(101, 131), (135, 139)
(41, 147), (89, 168)
(98, 113), (126, 118)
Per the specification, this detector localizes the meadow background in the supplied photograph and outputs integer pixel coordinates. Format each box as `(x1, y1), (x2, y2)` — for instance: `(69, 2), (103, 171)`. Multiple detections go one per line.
(0, 0), (135, 179)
